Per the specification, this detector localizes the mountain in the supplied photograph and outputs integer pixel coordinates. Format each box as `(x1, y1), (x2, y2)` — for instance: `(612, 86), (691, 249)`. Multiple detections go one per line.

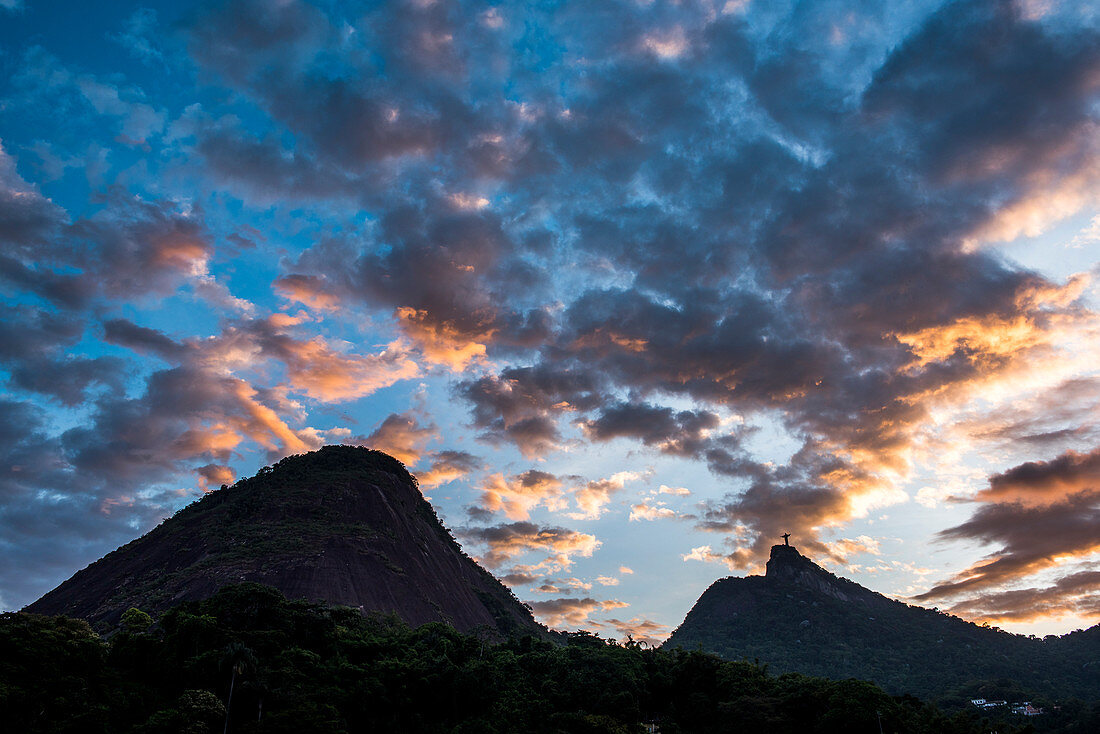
(664, 544), (1100, 700)
(25, 445), (544, 638)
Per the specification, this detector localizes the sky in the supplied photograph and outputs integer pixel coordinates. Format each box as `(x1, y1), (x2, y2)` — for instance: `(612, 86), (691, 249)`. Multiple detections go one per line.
(1, 0), (1099, 644)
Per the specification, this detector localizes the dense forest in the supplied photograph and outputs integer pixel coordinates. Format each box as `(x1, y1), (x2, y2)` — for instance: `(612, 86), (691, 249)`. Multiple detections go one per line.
(3, 584), (1098, 733)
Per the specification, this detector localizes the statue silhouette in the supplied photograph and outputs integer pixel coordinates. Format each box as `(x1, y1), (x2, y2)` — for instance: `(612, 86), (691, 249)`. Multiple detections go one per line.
(781, 533), (791, 546)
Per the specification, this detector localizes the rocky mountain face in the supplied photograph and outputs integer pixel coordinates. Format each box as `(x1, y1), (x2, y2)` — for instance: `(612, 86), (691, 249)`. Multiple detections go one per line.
(25, 446), (545, 638)
(664, 544), (1100, 700)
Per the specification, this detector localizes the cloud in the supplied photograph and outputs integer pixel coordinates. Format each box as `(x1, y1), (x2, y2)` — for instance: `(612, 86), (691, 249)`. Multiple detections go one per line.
(0, 141), (67, 251)
(459, 365), (603, 458)
(110, 8), (165, 65)
(682, 545), (729, 565)
(418, 450), (482, 489)
(458, 521), (600, 571)
(273, 274), (342, 312)
(580, 401), (721, 457)
(105, 314), (420, 405)
(658, 485), (691, 496)
(474, 470), (565, 520)
(499, 571), (539, 587)
(601, 616), (669, 646)
(534, 577), (592, 594)
(195, 463), (236, 491)
(942, 568), (1100, 625)
(980, 447), (1100, 506)
(362, 412), (436, 467)
(570, 470), (648, 520)
(228, 321), (420, 403)
(826, 535), (883, 561)
(917, 446), (1100, 606)
(917, 499), (1100, 601)
(0, 305), (124, 405)
(629, 501), (679, 522)
(526, 597), (629, 629)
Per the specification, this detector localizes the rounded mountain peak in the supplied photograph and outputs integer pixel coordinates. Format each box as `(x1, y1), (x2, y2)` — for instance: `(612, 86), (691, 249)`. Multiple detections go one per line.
(26, 445), (544, 639)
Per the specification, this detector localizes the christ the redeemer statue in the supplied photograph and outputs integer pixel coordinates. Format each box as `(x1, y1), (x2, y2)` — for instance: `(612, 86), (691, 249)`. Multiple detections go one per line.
(781, 533), (791, 546)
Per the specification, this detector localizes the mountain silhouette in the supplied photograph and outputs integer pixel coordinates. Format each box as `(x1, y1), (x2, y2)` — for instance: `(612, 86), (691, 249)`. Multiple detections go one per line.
(665, 544), (1100, 699)
(25, 445), (544, 638)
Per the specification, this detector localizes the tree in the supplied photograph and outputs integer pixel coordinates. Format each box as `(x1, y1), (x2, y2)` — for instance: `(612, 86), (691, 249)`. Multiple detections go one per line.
(220, 642), (256, 734)
(121, 607), (154, 633)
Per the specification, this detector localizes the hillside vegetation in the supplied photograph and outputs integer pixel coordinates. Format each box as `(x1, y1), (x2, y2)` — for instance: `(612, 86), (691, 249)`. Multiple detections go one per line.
(6, 584), (1098, 734)
(665, 545), (1100, 702)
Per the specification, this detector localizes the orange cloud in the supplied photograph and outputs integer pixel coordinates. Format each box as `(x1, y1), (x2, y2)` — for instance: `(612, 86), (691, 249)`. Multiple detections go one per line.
(917, 489), (1100, 602)
(268, 332), (420, 403)
(477, 470), (565, 520)
(394, 306), (490, 370)
(195, 463), (236, 491)
(417, 449), (481, 489)
(363, 412), (436, 467)
(979, 448), (1100, 506)
(527, 597), (629, 628)
(273, 274), (342, 311)
(459, 521), (600, 571)
(569, 470), (648, 520)
(963, 132), (1100, 248)
(942, 569), (1100, 626)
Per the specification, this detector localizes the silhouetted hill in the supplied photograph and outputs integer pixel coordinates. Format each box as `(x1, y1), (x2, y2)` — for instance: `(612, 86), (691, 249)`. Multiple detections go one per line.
(664, 544), (1100, 700)
(14, 583), (1073, 733)
(25, 446), (544, 638)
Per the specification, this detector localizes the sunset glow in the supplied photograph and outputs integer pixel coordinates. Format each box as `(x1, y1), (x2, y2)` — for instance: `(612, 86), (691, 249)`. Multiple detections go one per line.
(2, 0), (1099, 639)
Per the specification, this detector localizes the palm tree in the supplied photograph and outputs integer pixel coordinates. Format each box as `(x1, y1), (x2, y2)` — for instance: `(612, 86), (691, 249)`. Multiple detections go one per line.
(220, 642), (257, 734)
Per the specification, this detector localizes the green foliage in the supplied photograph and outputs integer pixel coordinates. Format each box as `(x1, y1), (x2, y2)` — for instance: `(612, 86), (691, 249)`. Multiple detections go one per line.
(2, 584), (1090, 733)
(665, 574), (1100, 703)
(122, 608), (154, 633)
